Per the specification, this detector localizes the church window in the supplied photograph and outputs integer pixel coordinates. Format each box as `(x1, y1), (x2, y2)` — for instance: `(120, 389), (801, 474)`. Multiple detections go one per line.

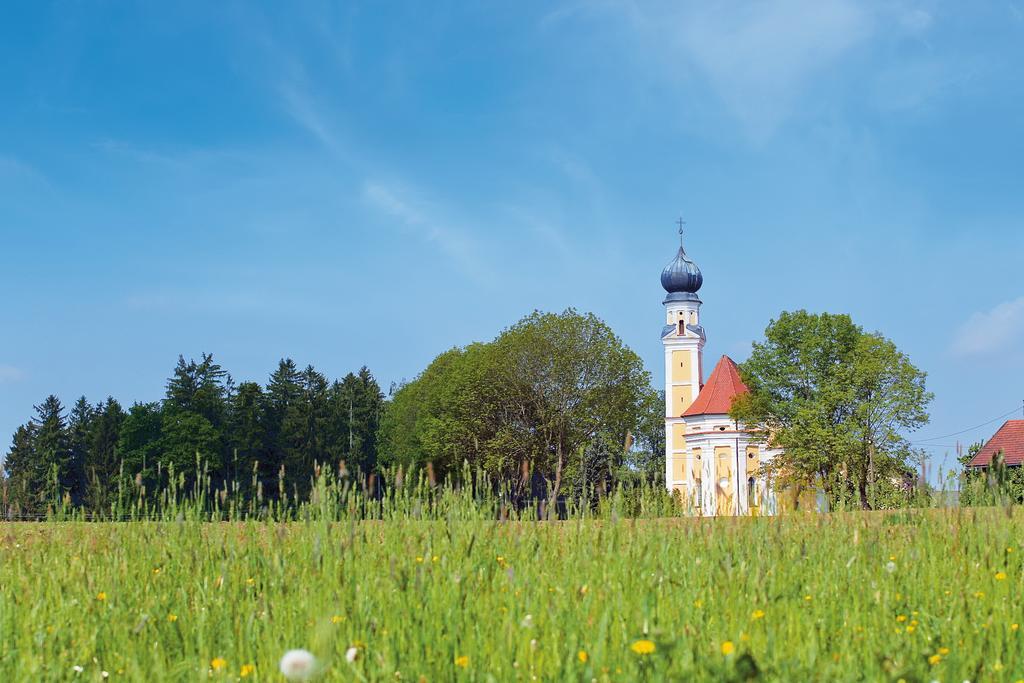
(747, 477), (757, 507)
(695, 479), (702, 500)
(718, 426), (726, 431)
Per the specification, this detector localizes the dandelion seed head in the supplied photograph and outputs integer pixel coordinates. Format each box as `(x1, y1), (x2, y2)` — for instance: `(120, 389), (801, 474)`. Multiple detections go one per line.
(279, 649), (316, 682)
(345, 646), (359, 663)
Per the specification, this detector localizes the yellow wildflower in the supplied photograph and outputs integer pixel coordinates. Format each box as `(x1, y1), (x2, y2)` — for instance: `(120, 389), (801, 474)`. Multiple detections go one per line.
(211, 657), (227, 671)
(938, 647), (950, 655)
(1013, 623), (1020, 631)
(896, 615), (907, 623)
(240, 664), (255, 677)
(721, 641), (735, 656)
(454, 655), (469, 668)
(96, 592), (107, 602)
(630, 640), (656, 655)
(693, 599), (703, 608)
(577, 650), (588, 663)
(416, 556), (424, 564)
(974, 591), (985, 599)
(995, 571), (1007, 581)
(751, 609), (765, 620)
(928, 654), (941, 665)
(804, 595), (812, 602)
(432, 556), (439, 563)
(246, 577), (255, 586)
(167, 614), (178, 622)
(331, 615), (344, 624)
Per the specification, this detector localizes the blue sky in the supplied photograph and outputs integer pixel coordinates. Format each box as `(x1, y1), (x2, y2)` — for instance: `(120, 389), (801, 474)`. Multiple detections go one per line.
(2, 1), (1023, 476)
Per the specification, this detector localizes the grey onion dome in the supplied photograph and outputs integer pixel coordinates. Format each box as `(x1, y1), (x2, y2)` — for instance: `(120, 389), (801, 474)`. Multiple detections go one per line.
(661, 245), (703, 294)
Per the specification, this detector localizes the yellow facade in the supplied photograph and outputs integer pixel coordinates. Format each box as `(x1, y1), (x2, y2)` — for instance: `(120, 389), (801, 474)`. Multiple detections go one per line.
(671, 350), (692, 383)
(671, 455), (686, 480)
(715, 445), (733, 514)
(671, 423), (687, 446)
(670, 386), (694, 417)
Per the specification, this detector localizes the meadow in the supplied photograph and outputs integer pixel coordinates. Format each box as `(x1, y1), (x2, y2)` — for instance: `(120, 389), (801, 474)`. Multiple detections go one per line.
(1, 480), (1022, 682)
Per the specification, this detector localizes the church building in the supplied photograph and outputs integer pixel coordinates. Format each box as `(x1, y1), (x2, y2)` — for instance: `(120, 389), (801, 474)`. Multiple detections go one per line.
(660, 229), (781, 516)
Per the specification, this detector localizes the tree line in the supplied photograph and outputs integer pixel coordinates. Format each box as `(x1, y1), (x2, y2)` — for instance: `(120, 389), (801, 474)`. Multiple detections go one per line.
(1, 355), (385, 515)
(3, 308), (942, 517)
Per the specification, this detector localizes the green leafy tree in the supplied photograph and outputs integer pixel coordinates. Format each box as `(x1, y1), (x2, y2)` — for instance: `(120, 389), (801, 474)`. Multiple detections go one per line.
(732, 310), (932, 510)
(381, 309), (653, 498)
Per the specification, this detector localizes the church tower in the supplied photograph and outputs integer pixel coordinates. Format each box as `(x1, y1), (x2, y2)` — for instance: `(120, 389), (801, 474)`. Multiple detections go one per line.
(661, 225), (705, 500)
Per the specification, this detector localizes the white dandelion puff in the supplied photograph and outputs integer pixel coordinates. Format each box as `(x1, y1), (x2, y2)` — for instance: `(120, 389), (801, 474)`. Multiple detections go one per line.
(520, 614), (534, 628)
(101, 672), (109, 679)
(345, 646), (359, 663)
(72, 666), (84, 674)
(885, 561), (897, 574)
(279, 649), (317, 681)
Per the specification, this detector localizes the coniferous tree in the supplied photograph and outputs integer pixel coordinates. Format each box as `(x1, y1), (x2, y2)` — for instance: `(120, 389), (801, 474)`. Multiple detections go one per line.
(264, 359), (303, 498)
(85, 397), (126, 508)
(66, 396), (95, 505)
(3, 422), (39, 514)
(225, 381), (266, 496)
(280, 365), (329, 496)
(118, 402), (164, 491)
(32, 396), (72, 507)
(161, 354), (228, 485)
(329, 367), (386, 474)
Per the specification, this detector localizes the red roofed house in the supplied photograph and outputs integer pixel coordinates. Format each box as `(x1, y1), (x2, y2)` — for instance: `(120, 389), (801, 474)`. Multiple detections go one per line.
(966, 420), (1024, 468)
(659, 230), (782, 516)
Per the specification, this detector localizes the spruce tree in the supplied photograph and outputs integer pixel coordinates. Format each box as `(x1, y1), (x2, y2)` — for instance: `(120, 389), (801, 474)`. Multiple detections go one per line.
(32, 395), (72, 507)
(3, 422), (39, 514)
(66, 396), (95, 505)
(264, 359), (303, 498)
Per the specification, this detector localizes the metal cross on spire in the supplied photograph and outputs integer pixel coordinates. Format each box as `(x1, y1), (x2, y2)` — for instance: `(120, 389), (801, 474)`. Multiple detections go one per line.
(676, 217), (686, 246)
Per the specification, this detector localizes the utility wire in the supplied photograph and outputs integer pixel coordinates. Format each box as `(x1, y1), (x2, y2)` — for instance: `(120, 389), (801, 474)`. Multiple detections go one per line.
(911, 405), (1022, 445)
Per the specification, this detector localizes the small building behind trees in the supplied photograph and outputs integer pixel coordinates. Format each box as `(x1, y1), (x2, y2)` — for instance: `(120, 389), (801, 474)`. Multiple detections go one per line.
(966, 420), (1024, 468)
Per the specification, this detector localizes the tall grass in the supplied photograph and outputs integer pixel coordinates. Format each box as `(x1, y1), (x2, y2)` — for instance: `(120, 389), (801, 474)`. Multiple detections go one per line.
(1, 466), (1021, 681)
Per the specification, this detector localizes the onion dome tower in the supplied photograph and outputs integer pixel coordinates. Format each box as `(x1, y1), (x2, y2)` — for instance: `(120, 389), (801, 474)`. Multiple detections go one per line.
(662, 220), (706, 499)
(661, 239), (703, 302)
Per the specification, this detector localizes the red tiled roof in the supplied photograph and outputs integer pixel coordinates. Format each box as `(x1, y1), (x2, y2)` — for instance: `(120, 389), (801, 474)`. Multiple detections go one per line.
(682, 355), (749, 417)
(967, 420), (1024, 467)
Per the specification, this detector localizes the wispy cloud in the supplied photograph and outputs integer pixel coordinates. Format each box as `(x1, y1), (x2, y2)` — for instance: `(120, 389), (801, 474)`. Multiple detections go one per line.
(952, 296), (1024, 356)
(670, 0), (871, 140)
(362, 181), (489, 283)
(568, 1), (945, 141)
(279, 81), (346, 154)
(0, 366), (26, 383)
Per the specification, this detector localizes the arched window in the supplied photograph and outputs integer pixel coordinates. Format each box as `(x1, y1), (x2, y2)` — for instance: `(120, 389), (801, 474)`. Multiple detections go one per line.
(747, 477), (757, 508)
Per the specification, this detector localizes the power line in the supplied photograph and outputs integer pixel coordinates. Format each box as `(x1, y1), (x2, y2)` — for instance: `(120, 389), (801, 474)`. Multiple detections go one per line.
(911, 405), (1023, 445)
